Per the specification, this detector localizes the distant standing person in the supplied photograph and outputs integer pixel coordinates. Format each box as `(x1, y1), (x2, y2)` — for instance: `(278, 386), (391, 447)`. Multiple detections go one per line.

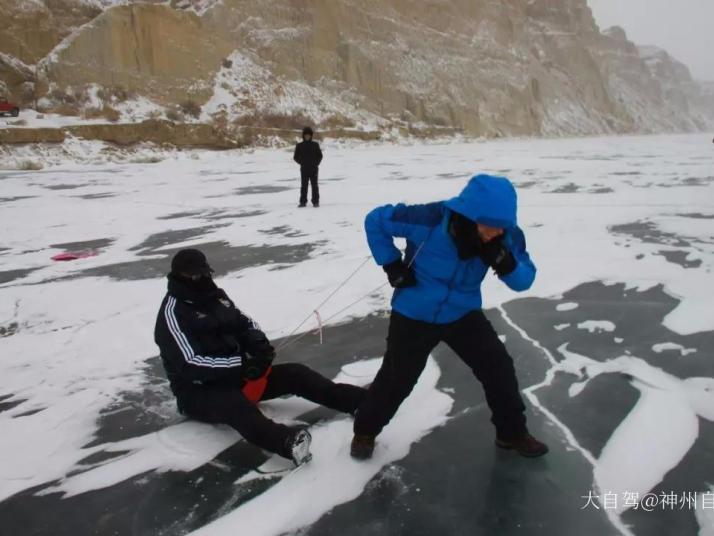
(293, 126), (323, 208)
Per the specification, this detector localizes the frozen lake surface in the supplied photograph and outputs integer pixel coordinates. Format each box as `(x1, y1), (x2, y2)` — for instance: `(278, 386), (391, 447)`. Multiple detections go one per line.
(1, 134), (713, 535)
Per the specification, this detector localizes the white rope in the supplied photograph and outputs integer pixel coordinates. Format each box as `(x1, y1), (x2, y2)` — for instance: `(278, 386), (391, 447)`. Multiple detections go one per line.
(276, 241), (426, 353)
(275, 256), (372, 351)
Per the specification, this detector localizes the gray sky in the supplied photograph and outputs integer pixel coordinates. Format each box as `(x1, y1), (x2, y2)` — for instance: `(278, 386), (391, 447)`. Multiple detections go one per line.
(588, 0), (714, 81)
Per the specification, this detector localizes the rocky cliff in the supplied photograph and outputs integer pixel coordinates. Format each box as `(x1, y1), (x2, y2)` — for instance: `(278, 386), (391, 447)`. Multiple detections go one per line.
(1, 0), (712, 140)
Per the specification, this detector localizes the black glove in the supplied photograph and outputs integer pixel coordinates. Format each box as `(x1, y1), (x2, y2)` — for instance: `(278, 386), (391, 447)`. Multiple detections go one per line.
(383, 259), (417, 289)
(478, 236), (517, 276)
(242, 329), (276, 360)
(244, 353), (272, 380)
(241, 329), (275, 379)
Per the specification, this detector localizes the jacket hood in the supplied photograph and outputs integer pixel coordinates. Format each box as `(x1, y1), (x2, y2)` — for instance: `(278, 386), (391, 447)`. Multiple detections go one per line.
(444, 174), (517, 229)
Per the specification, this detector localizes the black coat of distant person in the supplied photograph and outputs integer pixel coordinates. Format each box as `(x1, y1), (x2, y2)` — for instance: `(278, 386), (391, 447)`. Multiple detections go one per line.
(294, 126), (323, 206)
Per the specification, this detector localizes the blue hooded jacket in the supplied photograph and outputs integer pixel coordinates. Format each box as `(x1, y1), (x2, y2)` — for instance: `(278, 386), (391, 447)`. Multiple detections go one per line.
(365, 174), (536, 324)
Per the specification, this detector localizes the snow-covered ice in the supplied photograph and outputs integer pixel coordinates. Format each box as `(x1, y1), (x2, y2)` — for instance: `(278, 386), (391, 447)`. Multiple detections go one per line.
(1, 133), (713, 535)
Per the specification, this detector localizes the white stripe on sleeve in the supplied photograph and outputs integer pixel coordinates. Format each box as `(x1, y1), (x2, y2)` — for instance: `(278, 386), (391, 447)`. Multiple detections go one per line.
(164, 297), (243, 368)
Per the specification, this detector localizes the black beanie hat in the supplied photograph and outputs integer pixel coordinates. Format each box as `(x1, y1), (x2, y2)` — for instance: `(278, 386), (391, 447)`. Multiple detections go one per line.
(170, 249), (213, 276)
(302, 126), (313, 137)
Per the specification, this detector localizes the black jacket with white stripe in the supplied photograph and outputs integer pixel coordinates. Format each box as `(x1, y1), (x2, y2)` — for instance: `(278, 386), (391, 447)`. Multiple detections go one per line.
(154, 275), (264, 396)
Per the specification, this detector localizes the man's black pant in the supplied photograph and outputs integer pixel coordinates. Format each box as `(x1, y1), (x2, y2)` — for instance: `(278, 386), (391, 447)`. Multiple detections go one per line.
(354, 310), (527, 440)
(179, 363), (365, 458)
(299, 166), (319, 205)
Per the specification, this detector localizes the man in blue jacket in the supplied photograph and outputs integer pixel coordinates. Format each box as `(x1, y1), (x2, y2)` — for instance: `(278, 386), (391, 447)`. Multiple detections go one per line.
(351, 174), (549, 460)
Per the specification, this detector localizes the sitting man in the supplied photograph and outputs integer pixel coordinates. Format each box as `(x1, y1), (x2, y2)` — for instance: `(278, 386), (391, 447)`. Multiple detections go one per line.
(154, 249), (366, 465)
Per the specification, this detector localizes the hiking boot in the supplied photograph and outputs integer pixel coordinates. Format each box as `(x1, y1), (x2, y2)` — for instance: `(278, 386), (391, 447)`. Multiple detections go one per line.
(312, 202), (320, 208)
(287, 429), (313, 466)
(495, 434), (549, 458)
(350, 434), (375, 460)
(298, 203), (307, 208)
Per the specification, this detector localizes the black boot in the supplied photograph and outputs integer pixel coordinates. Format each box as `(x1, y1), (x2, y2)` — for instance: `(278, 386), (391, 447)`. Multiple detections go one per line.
(495, 433), (549, 457)
(350, 434), (375, 460)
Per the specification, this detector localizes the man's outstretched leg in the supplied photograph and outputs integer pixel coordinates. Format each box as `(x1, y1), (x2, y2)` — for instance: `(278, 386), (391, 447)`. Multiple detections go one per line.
(179, 385), (309, 463)
(351, 312), (440, 459)
(444, 311), (548, 457)
(261, 363), (366, 414)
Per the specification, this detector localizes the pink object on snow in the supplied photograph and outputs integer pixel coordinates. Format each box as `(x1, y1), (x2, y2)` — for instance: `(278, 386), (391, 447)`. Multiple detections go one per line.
(51, 250), (99, 261)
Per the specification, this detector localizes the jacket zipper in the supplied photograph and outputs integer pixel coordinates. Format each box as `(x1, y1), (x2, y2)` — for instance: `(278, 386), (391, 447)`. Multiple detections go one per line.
(433, 262), (461, 323)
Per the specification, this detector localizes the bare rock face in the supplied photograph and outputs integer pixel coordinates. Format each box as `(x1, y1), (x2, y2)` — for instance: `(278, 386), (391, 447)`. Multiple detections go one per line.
(44, 4), (235, 105)
(0, 51), (34, 102)
(0, 0), (101, 64)
(1, 0), (712, 137)
(637, 44), (713, 130)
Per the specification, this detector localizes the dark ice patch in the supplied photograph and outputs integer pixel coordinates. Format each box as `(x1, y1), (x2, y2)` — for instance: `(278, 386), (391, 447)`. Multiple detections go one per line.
(0, 322), (19, 337)
(502, 281), (714, 534)
(83, 357), (178, 448)
(0, 267), (39, 284)
(658, 176), (713, 188)
(0, 395), (26, 414)
(589, 186), (614, 194)
(128, 226), (229, 253)
(200, 170), (257, 176)
(259, 225), (306, 238)
(43, 184), (89, 190)
(655, 250), (702, 269)
(50, 238), (115, 251)
(12, 407), (46, 418)
(74, 449), (132, 468)
(74, 192), (117, 200)
(78, 240), (320, 281)
(157, 210), (204, 220)
(610, 220), (690, 247)
(158, 209), (266, 222)
(233, 185), (292, 195)
(0, 195), (36, 203)
(541, 155), (615, 161)
(547, 182), (580, 193)
(383, 172), (409, 181)
(203, 209), (267, 221)
(676, 213), (714, 220)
